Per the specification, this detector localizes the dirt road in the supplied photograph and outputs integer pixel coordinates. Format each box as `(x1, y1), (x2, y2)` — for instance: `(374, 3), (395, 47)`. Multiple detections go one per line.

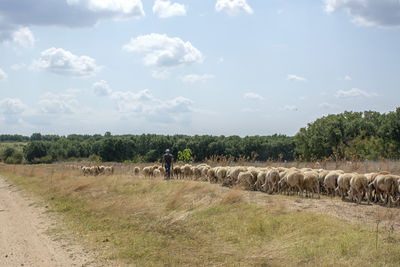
(0, 177), (94, 267)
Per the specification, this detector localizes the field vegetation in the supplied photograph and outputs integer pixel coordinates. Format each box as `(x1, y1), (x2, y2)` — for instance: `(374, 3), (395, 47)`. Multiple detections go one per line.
(1, 163), (400, 266)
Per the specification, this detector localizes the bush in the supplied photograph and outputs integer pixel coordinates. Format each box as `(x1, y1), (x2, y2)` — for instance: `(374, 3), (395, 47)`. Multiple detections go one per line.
(23, 141), (49, 163)
(88, 154), (101, 163)
(2, 147), (23, 164)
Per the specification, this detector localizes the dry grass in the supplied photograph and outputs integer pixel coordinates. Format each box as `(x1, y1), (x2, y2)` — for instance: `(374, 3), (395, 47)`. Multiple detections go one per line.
(1, 164), (400, 266)
(220, 189), (243, 204)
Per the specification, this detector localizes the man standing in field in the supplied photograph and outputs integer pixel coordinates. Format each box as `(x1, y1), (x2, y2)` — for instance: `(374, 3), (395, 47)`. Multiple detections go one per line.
(162, 149), (173, 180)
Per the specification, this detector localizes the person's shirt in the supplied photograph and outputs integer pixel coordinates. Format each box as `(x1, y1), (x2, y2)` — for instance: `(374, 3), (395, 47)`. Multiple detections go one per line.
(163, 153), (173, 165)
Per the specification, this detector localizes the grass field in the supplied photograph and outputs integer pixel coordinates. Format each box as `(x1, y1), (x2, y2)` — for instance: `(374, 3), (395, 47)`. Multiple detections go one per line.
(1, 163), (400, 266)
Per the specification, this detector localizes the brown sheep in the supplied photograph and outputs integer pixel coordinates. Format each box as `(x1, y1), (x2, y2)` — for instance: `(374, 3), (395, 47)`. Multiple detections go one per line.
(262, 169), (280, 194)
(349, 174), (369, 204)
(371, 174), (399, 206)
(255, 171), (267, 191)
(303, 171), (320, 198)
(236, 171), (255, 190)
(324, 171), (341, 197)
(281, 170), (304, 196)
(207, 168), (217, 183)
(133, 166), (140, 176)
(335, 173), (354, 200)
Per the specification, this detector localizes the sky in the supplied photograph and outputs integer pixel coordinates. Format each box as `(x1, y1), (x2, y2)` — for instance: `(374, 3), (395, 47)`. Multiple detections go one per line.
(1, 0), (400, 137)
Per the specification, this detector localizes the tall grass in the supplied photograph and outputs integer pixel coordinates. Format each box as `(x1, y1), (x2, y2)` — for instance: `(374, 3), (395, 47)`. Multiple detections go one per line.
(1, 164), (400, 266)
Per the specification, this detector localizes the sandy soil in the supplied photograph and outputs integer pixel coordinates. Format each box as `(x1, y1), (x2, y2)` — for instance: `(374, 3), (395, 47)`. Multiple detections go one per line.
(0, 177), (96, 267)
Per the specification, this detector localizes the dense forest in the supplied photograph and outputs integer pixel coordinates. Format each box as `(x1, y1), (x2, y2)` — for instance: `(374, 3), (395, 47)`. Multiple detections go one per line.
(1, 107), (399, 164)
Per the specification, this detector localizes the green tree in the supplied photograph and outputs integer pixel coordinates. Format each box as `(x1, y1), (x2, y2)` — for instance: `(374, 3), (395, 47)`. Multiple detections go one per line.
(178, 148), (194, 163)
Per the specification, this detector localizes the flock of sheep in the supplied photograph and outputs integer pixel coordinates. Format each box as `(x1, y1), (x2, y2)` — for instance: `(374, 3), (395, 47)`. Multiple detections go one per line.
(135, 164), (400, 207)
(81, 165), (114, 176)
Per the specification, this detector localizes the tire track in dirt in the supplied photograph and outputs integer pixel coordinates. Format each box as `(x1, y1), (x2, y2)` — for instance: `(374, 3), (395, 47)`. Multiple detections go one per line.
(0, 176), (96, 267)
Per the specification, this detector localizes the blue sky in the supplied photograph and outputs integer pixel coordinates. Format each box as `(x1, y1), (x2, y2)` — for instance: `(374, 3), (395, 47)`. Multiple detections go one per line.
(0, 0), (399, 136)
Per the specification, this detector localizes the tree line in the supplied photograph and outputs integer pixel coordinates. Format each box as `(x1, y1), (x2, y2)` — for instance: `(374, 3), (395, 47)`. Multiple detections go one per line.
(294, 107), (400, 161)
(1, 107), (399, 164)
(2, 133), (295, 164)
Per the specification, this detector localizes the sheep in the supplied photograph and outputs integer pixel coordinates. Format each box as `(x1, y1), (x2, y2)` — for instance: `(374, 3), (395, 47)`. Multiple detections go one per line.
(199, 165), (211, 181)
(262, 169), (280, 194)
(193, 166), (202, 180)
(81, 166), (91, 176)
(98, 165), (105, 175)
(216, 167), (229, 185)
(349, 174), (369, 204)
(173, 166), (182, 179)
(303, 171), (320, 198)
(367, 171), (390, 202)
(153, 169), (161, 177)
(105, 166), (114, 175)
(182, 164), (193, 179)
(143, 166), (153, 178)
(236, 171), (255, 190)
(286, 171), (304, 196)
(225, 167), (247, 187)
(255, 171), (267, 191)
(90, 166), (100, 176)
(318, 170), (330, 194)
(335, 173), (354, 200)
(158, 166), (166, 177)
(324, 171), (341, 197)
(133, 166), (140, 176)
(207, 168), (217, 183)
(371, 174), (399, 206)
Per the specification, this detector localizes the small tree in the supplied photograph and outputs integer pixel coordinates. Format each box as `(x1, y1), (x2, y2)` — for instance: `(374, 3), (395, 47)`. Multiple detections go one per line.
(178, 148), (194, 163)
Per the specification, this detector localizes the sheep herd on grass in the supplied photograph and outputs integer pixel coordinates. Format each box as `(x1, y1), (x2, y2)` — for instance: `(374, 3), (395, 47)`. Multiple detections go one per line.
(135, 163), (400, 207)
(77, 162), (400, 207)
(80, 165), (114, 176)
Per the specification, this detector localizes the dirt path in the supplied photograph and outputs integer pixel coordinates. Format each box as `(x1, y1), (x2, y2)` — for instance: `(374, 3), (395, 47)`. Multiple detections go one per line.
(0, 177), (95, 267)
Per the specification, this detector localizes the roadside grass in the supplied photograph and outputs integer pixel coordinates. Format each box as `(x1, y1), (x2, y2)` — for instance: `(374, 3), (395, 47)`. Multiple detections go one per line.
(1, 164), (400, 266)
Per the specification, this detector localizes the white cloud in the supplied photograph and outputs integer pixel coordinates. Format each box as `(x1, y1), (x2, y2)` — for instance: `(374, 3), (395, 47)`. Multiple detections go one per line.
(215, 0), (254, 16)
(283, 105), (298, 111)
(12, 27), (35, 48)
(288, 74), (307, 82)
(110, 89), (193, 123)
(335, 88), (378, 98)
(92, 80), (112, 96)
(0, 98), (27, 124)
(10, 63), (26, 70)
(66, 0), (145, 16)
(180, 74), (214, 83)
(345, 75), (352, 81)
(324, 0), (400, 27)
(0, 68), (7, 81)
(38, 91), (79, 114)
(0, 0), (145, 44)
(31, 47), (101, 77)
(151, 69), (171, 80)
(319, 102), (340, 109)
(153, 0), (186, 18)
(123, 33), (203, 67)
(0, 98), (26, 114)
(244, 92), (264, 100)
(241, 108), (260, 113)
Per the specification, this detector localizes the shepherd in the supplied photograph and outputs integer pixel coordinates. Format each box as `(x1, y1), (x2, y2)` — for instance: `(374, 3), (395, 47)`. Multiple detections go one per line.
(161, 149), (174, 180)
